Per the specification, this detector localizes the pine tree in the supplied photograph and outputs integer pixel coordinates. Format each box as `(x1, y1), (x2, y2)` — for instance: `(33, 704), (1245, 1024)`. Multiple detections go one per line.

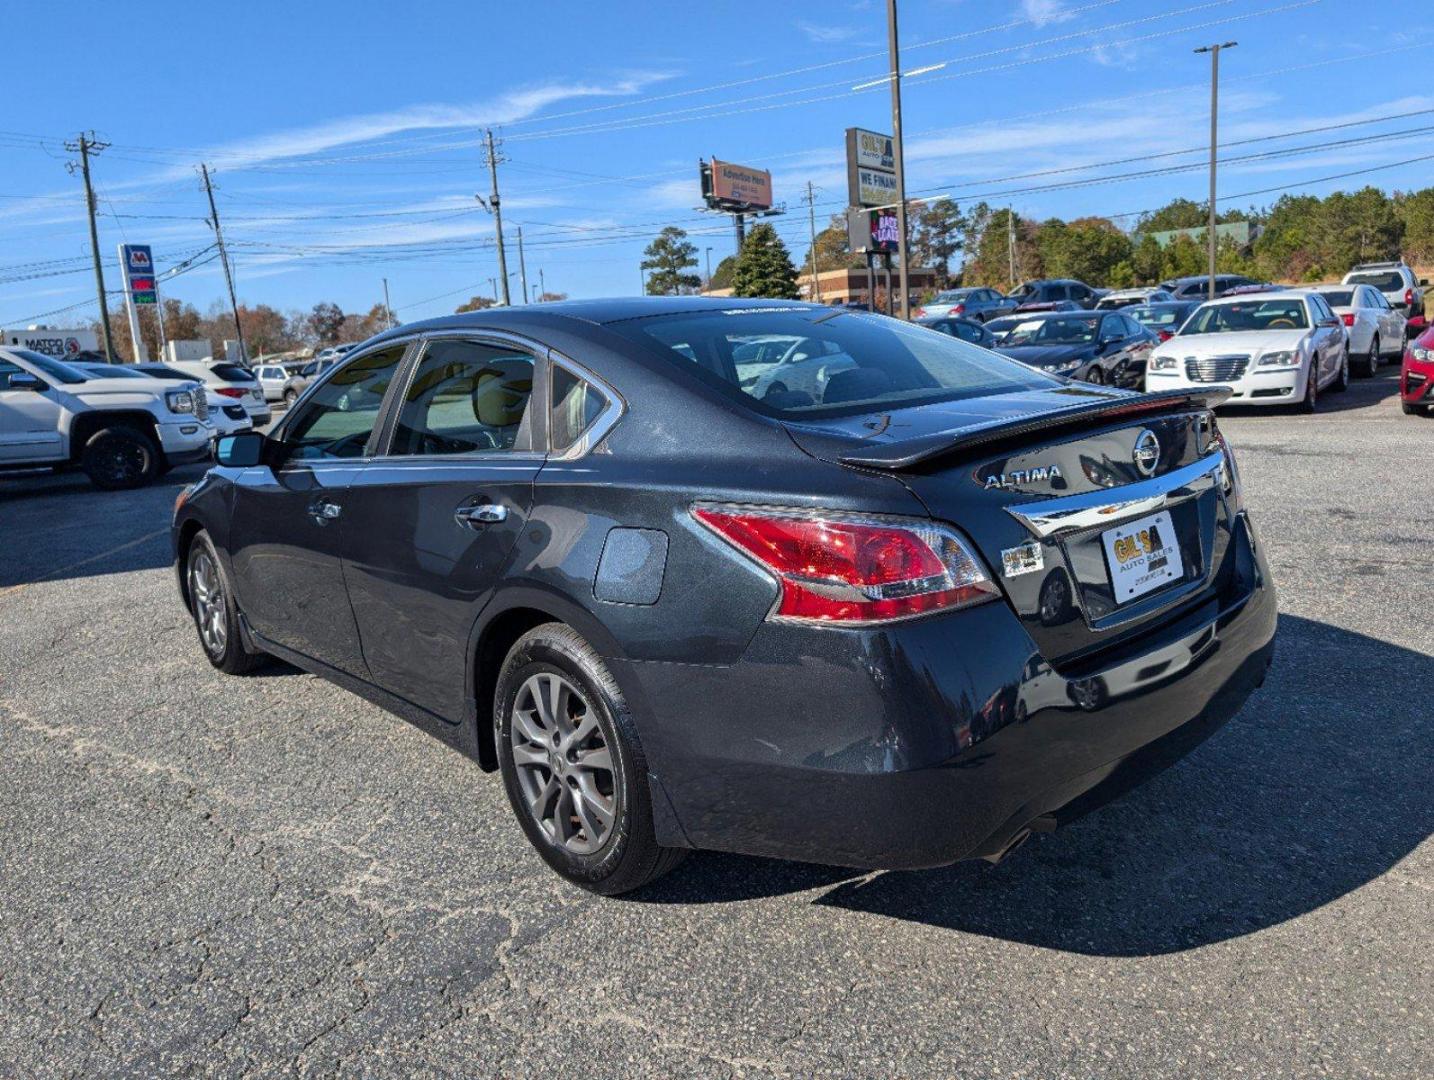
(732, 223), (799, 299)
(642, 226), (701, 295)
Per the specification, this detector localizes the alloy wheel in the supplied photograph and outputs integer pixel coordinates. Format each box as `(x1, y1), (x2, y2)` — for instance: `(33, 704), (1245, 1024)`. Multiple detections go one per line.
(1368, 337), (1380, 378)
(188, 550), (228, 656)
(510, 672), (618, 856)
(98, 439), (148, 486)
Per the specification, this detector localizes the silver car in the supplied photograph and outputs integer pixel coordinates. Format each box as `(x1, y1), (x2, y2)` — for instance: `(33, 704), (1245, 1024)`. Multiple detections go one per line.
(1302, 284), (1405, 378)
(1341, 261), (1426, 331)
(253, 363), (300, 404)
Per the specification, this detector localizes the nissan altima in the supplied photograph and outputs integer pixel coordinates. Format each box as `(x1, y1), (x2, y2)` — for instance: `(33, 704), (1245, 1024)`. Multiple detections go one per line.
(173, 298), (1276, 895)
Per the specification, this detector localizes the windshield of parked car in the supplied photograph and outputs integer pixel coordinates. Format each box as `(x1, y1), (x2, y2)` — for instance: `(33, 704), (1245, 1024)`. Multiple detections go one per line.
(607, 309), (1056, 417)
(77, 363), (148, 378)
(1180, 299), (1309, 334)
(12, 349), (90, 384)
(1000, 315), (1100, 347)
(1346, 271), (1403, 291)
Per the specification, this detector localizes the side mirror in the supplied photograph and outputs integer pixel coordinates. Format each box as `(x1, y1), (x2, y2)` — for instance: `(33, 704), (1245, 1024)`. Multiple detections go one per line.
(215, 431), (268, 467)
(7, 371), (46, 392)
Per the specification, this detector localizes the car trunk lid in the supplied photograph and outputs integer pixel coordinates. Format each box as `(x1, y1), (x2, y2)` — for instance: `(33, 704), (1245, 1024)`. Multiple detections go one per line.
(783, 387), (1237, 670)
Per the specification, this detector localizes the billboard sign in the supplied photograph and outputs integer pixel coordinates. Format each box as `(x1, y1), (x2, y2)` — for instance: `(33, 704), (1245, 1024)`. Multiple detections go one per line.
(702, 159), (773, 211)
(3, 328), (99, 357)
(121, 244), (157, 304)
(847, 208), (901, 254)
(846, 127), (897, 208)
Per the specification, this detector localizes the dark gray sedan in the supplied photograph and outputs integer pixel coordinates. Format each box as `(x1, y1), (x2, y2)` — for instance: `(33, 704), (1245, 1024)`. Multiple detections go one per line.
(173, 298), (1275, 894)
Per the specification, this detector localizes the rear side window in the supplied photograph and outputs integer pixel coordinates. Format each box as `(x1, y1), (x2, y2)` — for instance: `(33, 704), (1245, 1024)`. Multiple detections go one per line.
(605, 309), (1055, 418)
(550, 365), (609, 452)
(390, 340), (534, 456)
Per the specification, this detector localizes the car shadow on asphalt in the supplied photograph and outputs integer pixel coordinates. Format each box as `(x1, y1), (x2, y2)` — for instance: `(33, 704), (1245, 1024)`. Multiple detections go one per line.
(1223, 368), (1403, 417)
(632, 615), (1433, 957)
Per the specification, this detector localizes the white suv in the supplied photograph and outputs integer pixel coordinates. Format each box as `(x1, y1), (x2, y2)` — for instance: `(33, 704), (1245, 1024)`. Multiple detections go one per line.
(0, 348), (212, 488)
(162, 360), (272, 426)
(1341, 261), (1426, 333)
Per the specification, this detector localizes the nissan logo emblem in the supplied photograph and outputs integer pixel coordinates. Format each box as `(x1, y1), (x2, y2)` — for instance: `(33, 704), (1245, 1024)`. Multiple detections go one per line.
(1133, 429), (1160, 477)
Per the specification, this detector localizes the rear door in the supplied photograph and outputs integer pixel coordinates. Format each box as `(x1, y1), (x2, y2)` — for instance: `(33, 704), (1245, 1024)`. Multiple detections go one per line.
(227, 342), (409, 674)
(339, 334), (547, 722)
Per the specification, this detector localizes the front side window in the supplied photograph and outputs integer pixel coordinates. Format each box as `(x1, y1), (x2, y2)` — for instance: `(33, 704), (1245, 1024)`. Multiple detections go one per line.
(1180, 300), (1310, 335)
(282, 345), (406, 461)
(10, 349), (89, 384)
(605, 309), (1056, 418)
(390, 339), (534, 456)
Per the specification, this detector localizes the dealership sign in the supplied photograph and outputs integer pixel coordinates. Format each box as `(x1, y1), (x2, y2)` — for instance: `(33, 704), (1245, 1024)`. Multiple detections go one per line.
(702, 158), (773, 212)
(121, 244), (157, 304)
(846, 127), (897, 209)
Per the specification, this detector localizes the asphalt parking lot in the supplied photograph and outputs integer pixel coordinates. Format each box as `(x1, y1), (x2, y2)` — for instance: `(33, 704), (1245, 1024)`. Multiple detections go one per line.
(1, 371), (1430, 1079)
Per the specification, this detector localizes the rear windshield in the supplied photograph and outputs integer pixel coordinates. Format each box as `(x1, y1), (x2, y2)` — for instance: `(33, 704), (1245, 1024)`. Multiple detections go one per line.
(1002, 315), (1100, 346)
(136, 365), (194, 381)
(1318, 289), (1354, 307)
(1128, 305), (1191, 328)
(210, 363), (256, 382)
(604, 309), (1056, 418)
(1346, 271), (1403, 291)
(1181, 299), (1309, 334)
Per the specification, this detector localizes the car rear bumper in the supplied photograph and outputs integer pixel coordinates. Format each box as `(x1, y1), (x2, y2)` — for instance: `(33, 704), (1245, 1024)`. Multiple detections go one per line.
(616, 513), (1275, 869)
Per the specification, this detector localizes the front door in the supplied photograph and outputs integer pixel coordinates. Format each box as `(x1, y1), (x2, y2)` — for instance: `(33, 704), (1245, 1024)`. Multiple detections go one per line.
(227, 342), (409, 675)
(340, 336), (545, 723)
(0, 358), (66, 463)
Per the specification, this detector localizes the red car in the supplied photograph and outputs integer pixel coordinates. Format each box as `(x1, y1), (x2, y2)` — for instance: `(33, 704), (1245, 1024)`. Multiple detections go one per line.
(1401, 323), (1434, 416)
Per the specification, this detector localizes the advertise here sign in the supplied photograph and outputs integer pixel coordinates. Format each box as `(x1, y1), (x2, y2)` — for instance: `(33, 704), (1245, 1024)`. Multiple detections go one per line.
(707, 159), (773, 211)
(122, 244), (157, 304)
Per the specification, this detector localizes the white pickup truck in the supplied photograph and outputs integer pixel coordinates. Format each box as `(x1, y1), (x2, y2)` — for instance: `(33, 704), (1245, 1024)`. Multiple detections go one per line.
(0, 347), (214, 489)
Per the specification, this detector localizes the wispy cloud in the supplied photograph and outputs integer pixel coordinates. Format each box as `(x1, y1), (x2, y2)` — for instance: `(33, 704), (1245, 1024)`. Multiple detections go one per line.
(1018, 0), (1076, 28)
(794, 20), (861, 45)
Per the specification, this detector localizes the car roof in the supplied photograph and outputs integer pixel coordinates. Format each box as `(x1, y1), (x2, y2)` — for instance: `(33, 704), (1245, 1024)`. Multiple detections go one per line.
(362, 296), (834, 349)
(1003, 308), (1102, 320)
(1195, 290), (1313, 306)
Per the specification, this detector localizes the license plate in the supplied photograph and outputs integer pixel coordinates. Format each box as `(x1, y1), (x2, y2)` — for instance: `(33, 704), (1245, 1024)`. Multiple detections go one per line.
(1102, 511), (1183, 604)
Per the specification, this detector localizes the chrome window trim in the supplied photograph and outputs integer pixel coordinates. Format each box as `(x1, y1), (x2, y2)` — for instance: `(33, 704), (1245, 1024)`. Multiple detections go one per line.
(548, 348), (625, 461)
(1006, 450), (1225, 540)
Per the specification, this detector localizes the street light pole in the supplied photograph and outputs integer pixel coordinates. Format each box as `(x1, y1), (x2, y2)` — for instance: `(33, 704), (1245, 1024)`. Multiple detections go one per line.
(1195, 41), (1237, 302)
(886, 0), (910, 320)
(705, 246), (713, 287)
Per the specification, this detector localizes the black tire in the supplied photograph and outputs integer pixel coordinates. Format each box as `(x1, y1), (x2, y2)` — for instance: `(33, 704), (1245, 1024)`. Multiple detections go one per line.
(1331, 348), (1349, 393)
(1360, 337), (1379, 378)
(283, 388), (299, 406)
(80, 425), (160, 490)
(1299, 364), (1319, 413)
(185, 530), (266, 675)
(1085, 366), (1105, 385)
(1401, 402), (1417, 415)
(495, 623), (687, 895)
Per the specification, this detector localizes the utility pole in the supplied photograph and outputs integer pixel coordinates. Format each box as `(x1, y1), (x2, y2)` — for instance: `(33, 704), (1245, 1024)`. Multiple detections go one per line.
(1007, 206), (1016, 287)
(480, 129), (510, 306)
(200, 164), (247, 363)
(516, 225), (529, 304)
(886, 0), (911, 320)
(804, 181), (823, 302)
(538, 268), (546, 300)
(382, 277), (395, 328)
(1195, 41), (1237, 301)
(704, 247), (713, 286)
(488, 277), (499, 301)
(66, 133), (116, 362)
(639, 262), (646, 296)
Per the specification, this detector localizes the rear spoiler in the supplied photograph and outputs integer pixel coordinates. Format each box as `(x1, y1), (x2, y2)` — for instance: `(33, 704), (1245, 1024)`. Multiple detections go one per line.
(840, 388), (1232, 470)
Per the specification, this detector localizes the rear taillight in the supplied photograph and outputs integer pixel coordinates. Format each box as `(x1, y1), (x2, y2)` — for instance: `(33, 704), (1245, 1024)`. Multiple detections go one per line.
(1158, 329), (1174, 342)
(913, 307), (927, 319)
(1341, 312), (1355, 327)
(1405, 288), (1414, 307)
(215, 387), (245, 398)
(692, 507), (998, 625)
(953, 303), (965, 314)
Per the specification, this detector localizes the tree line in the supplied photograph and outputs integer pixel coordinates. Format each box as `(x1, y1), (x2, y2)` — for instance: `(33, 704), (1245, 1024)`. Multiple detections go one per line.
(90, 298), (393, 363)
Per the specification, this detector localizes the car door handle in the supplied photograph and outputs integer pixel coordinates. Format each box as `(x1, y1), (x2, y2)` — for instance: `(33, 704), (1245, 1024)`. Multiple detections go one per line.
(454, 503), (507, 529)
(308, 498), (342, 525)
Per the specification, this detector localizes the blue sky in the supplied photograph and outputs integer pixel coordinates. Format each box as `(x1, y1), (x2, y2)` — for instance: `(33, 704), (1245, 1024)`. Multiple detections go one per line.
(4, 0), (1431, 328)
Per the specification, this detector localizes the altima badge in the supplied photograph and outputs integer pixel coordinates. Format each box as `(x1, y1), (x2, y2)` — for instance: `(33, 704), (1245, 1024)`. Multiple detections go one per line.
(1001, 540), (1044, 578)
(983, 465), (1063, 490)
